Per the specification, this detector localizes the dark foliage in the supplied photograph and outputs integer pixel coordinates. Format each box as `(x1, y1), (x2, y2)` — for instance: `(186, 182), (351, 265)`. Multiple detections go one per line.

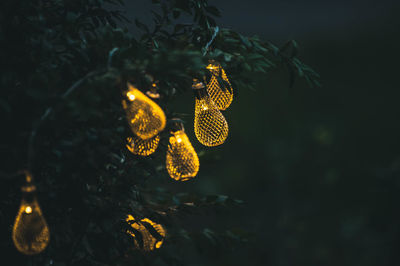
(0, 0), (317, 265)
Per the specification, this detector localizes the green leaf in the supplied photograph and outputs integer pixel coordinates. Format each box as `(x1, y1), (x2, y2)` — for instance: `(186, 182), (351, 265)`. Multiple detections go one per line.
(239, 34), (252, 48)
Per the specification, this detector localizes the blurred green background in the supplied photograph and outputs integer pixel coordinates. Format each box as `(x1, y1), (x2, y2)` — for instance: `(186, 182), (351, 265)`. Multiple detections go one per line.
(134, 1), (400, 265)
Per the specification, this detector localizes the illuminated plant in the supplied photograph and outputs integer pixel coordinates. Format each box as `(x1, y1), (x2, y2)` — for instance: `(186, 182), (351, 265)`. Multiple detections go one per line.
(1, 0), (319, 263)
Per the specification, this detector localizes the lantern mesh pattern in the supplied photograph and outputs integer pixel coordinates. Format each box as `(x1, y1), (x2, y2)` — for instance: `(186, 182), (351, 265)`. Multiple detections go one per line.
(12, 184), (50, 255)
(122, 83), (166, 140)
(166, 129), (199, 181)
(126, 135), (160, 156)
(126, 215), (166, 251)
(206, 63), (233, 110)
(194, 95), (229, 147)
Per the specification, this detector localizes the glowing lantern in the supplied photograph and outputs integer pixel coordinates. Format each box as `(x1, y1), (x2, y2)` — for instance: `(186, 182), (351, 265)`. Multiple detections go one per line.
(126, 135), (160, 156)
(193, 80), (228, 146)
(12, 172), (50, 255)
(206, 61), (234, 110)
(166, 123), (199, 181)
(122, 83), (166, 140)
(125, 215), (166, 251)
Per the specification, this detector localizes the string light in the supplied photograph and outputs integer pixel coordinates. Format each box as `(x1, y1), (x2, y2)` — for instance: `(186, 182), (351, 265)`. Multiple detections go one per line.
(193, 80), (229, 146)
(206, 61), (233, 110)
(7, 22), (237, 257)
(122, 83), (166, 140)
(12, 172), (50, 255)
(166, 122), (199, 181)
(126, 135), (160, 156)
(125, 215), (166, 251)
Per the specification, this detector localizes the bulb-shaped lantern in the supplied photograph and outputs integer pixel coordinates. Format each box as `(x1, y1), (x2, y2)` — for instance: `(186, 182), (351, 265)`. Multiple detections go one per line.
(193, 80), (229, 147)
(125, 215), (166, 251)
(206, 61), (234, 110)
(126, 135), (160, 156)
(122, 83), (166, 140)
(12, 172), (50, 255)
(166, 123), (199, 181)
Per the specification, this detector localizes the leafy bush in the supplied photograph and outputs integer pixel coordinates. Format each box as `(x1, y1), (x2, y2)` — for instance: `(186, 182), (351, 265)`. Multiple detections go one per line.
(0, 0), (317, 265)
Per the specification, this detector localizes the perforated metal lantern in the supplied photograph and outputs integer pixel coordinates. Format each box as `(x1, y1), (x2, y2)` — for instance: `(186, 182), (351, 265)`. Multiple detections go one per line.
(193, 80), (228, 147)
(12, 173), (50, 255)
(122, 83), (166, 140)
(125, 215), (166, 251)
(205, 61), (233, 110)
(126, 135), (160, 156)
(166, 123), (199, 181)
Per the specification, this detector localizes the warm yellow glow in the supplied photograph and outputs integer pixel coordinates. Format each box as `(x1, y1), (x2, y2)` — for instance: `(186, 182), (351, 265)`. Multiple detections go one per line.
(166, 129), (199, 181)
(122, 83), (166, 140)
(126, 135), (160, 156)
(125, 215), (166, 251)
(12, 187), (50, 255)
(25, 173), (32, 183)
(25, 206), (32, 214)
(194, 93), (229, 147)
(206, 62), (234, 110)
(127, 92), (136, 101)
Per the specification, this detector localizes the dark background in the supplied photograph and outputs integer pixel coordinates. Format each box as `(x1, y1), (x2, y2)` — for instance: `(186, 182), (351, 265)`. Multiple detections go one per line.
(128, 0), (400, 265)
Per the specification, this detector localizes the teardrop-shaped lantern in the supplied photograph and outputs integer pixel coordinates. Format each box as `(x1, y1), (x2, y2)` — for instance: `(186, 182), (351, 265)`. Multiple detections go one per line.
(206, 61), (233, 110)
(166, 123), (199, 181)
(126, 135), (160, 156)
(12, 172), (50, 255)
(193, 80), (229, 147)
(122, 83), (166, 140)
(125, 215), (166, 251)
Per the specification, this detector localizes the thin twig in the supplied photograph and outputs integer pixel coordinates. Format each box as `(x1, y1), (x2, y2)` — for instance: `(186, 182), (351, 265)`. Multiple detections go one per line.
(203, 26), (219, 56)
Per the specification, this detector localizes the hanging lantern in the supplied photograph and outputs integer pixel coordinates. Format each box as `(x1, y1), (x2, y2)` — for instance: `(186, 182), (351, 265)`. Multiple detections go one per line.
(166, 122), (199, 181)
(125, 215), (166, 251)
(205, 60), (234, 110)
(126, 135), (160, 156)
(122, 83), (166, 140)
(193, 80), (229, 147)
(12, 172), (50, 255)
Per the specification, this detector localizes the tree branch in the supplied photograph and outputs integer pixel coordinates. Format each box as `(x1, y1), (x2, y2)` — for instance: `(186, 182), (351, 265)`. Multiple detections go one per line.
(27, 69), (107, 171)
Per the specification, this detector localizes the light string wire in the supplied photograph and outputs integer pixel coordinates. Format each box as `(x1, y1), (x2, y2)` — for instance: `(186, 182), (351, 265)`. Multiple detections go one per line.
(108, 47), (119, 68)
(190, 26), (219, 90)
